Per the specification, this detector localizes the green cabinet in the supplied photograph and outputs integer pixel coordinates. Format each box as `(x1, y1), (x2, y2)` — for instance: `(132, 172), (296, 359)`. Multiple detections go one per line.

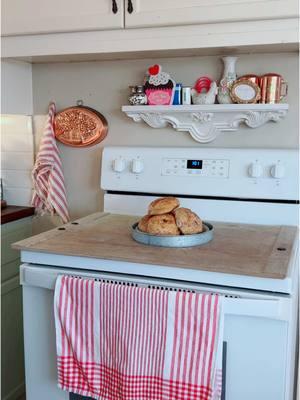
(1, 217), (33, 400)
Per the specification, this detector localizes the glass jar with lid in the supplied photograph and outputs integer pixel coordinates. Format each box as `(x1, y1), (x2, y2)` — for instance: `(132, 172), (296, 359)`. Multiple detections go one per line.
(128, 85), (147, 105)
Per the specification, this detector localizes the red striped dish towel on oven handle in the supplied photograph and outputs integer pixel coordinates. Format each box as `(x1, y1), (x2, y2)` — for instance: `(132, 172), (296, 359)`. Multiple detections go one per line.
(54, 276), (224, 400)
(31, 102), (69, 224)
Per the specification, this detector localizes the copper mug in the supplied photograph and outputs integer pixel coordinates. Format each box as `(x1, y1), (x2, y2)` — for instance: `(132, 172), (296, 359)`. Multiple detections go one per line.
(239, 74), (260, 85)
(260, 73), (288, 104)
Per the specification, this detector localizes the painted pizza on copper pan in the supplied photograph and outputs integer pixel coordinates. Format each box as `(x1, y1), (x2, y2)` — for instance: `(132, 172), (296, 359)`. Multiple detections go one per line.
(54, 102), (108, 147)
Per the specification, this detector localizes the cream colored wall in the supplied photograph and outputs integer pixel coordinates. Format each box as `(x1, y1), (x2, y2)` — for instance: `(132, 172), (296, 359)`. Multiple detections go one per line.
(1, 60), (33, 115)
(32, 52), (299, 220)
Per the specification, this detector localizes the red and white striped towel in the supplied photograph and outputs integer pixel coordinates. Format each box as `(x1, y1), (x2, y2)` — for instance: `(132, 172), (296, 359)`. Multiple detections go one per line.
(54, 276), (223, 400)
(31, 103), (69, 224)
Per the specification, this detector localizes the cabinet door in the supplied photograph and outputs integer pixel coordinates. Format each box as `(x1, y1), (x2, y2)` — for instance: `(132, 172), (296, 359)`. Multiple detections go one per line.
(1, 277), (25, 400)
(125, 0), (298, 28)
(2, 0), (124, 36)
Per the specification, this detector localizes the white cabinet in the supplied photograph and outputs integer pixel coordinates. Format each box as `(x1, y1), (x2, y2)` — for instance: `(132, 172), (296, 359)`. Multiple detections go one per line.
(2, 0), (124, 36)
(2, 0), (298, 36)
(125, 0), (298, 28)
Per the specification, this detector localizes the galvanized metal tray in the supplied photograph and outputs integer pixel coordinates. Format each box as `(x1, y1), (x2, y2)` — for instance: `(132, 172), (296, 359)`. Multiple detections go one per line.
(131, 221), (214, 248)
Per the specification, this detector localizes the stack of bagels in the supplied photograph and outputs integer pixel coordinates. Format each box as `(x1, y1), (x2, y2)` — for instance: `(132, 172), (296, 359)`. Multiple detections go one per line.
(137, 197), (203, 236)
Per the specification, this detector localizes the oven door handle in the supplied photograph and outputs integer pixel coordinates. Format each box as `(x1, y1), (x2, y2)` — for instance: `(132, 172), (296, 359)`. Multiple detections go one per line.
(20, 264), (289, 322)
(221, 341), (227, 400)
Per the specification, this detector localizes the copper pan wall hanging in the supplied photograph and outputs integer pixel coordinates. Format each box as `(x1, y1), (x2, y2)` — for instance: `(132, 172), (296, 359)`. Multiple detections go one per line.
(54, 100), (108, 147)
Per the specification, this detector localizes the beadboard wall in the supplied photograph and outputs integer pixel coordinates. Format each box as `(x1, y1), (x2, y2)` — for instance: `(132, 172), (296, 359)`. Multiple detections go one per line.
(32, 52), (298, 219)
(1, 115), (34, 206)
(1, 61), (34, 207)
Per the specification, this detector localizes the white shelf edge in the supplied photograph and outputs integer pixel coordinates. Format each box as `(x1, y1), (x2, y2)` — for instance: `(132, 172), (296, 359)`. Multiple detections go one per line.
(122, 104), (289, 143)
(2, 18), (298, 61)
(122, 104), (289, 112)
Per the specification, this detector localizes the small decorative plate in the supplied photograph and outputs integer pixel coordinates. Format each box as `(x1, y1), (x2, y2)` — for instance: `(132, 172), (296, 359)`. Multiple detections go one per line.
(230, 79), (261, 104)
(131, 222), (214, 248)
(54, 103), (108, 147)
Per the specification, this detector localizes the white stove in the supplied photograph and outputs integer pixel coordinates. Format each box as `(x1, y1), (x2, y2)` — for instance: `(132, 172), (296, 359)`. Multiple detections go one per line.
(99, 146), (299, 295)
(20, 146), (299, 400)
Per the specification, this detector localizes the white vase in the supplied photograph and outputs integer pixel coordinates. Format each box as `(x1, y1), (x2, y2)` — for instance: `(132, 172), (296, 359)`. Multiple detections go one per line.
(217, 56), (238, 104)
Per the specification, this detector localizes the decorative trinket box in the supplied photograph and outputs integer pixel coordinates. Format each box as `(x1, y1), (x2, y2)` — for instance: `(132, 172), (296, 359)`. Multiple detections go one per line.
(144, 64), (175, 105)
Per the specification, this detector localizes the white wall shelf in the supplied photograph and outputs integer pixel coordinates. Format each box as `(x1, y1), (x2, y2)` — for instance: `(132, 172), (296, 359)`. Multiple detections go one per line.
(122, 104), (289, 143)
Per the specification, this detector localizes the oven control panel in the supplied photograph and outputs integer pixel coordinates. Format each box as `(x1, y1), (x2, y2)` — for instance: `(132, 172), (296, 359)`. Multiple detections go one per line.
(101, 147), (299, 201)
(162, 158), (230, 178)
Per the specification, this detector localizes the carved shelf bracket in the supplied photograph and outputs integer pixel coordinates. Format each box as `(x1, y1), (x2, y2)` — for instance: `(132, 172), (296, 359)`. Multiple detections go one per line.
(122, 104), (288, 143)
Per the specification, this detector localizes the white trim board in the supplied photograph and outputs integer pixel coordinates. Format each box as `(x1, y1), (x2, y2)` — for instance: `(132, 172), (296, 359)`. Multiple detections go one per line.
(2, 18), (298, 62)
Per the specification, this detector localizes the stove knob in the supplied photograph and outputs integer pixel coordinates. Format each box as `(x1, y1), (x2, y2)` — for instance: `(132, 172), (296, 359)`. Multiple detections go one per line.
(270, 164), (285, 179)
(113, 158), (125, 173)
(248, 162), (263, 178)
(131, 159), (144, 174)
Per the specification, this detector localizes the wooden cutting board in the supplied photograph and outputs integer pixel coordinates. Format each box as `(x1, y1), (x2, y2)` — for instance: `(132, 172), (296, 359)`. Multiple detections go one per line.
(13, 212), (298, 279)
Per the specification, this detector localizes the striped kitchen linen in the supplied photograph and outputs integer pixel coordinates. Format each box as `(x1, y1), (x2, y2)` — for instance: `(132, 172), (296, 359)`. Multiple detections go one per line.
(31, 102), (69, 224)
(54, 275), (223, 400)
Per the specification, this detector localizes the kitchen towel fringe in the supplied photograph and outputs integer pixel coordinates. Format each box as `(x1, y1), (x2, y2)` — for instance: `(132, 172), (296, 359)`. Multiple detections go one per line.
(31, 102), (70, 224)
(54, 275), (223, 400)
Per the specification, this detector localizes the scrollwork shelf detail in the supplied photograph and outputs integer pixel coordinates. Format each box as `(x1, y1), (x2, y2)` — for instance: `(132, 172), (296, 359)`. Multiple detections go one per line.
(122, 104), (288, 143)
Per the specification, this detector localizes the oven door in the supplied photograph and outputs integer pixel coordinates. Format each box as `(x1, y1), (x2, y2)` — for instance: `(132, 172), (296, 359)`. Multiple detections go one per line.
(20, 264), (292, 400)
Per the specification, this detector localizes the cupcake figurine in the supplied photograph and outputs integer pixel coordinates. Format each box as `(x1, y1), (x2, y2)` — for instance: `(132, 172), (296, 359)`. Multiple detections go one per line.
(144, 64), (175, 105)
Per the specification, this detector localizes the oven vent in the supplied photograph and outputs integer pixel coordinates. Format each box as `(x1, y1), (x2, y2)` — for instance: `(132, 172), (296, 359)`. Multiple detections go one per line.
(70, 276), (139, 287)
(94, 278), (139, 287)
(147, 285), (196, 293)
(69, 276), (241, 298)
(147, 285), (241, 298)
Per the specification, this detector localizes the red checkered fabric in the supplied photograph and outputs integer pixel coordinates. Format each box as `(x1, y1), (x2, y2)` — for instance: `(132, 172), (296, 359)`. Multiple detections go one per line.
(54, 276), (223, 399)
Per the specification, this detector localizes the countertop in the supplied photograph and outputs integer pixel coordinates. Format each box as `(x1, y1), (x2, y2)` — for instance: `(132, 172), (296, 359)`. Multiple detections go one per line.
(1, 206), (35, 225)
(12, 212), (298, 280)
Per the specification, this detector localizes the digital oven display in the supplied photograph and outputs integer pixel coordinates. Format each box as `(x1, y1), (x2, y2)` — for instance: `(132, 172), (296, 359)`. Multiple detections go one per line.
(187, 160), (203, 169)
